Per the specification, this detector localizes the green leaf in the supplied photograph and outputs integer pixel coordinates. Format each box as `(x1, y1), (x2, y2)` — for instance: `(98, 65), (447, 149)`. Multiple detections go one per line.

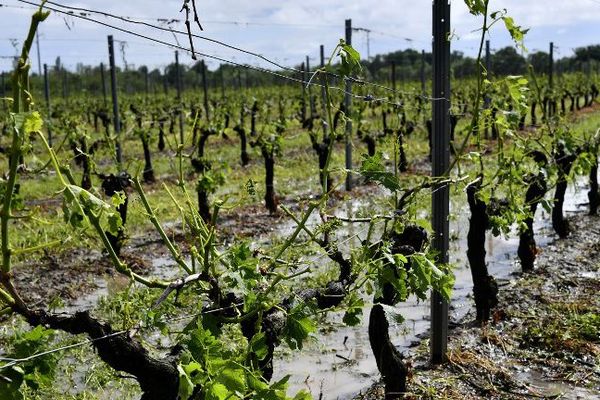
(502, 16), (529, 50)
(342, 292), (364, 326)
(177, 364), (196, 400)
(360, 152), (400, 192)
(215, 361), (246, 394)
(250, 332), (269, 361)
(205, 382), (230, 400)
(292, 390), (313, 400)
(464, 0), (486, 15)
(284, 305), (316, 350)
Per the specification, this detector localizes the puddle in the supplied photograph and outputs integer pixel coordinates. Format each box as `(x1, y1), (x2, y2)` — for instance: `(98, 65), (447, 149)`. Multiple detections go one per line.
(274, 179), (592, 399)
(517, 369), (600, 399)
(49, 178), (595, 399)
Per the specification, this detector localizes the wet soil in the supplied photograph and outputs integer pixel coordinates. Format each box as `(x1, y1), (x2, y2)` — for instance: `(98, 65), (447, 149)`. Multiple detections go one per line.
(355, 211), (600, 399)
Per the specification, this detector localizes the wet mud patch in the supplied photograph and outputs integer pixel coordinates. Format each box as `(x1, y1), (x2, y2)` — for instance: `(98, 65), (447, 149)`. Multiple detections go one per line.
(357, 212), (600, 399)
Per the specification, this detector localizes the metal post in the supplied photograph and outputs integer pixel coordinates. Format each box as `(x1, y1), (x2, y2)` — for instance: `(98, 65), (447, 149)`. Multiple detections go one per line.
(320, 45), (328, 139)
(430, 0), (450, 365)
(307, 55), (315, 121)
(301, 61), (307, 124)
(108, 35), (122, 165)
(43, 64), (52, 147)
(201, 60), (210, 121)
(484, 40), (491, 139)
(100, 62), (107, 106)
(35, 31), (42, 77)
(549, 42), (554, 88)
(421, 49), (426, 96)
(344, 18), (353, 191)
(62, 69), (67, 100)
(391, 61), (396, 92)
(220, 69), (225, 100)
(175, 50), (184, 144)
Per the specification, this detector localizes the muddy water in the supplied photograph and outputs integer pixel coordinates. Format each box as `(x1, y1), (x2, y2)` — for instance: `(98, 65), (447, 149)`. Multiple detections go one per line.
(57, 179), (592, 399)
(272, 181), (592, 399)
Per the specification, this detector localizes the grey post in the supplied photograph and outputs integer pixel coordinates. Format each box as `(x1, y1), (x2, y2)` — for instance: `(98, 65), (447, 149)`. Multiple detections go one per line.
(320, 45), (328, 140)
(430, 0), (450, 364)
(421, 49), (426, 96)
(484, 40), (491, 138)
(175, 50), (184, 144)
(301, 61), (307, 123)
(307, 55), (315, 121)
(62, 69), (67, 100)
(43, 64), (52, 147)
(549, 42), (554, 88)
(344, 18), (353, 191)
(391, 61), (396, 92)
(201, 60), (210, 121)
(100, 62), (107, 106)
(108, 35), (122, 165)
(220, 69), (225, 100)
(35, 31), (42, 77)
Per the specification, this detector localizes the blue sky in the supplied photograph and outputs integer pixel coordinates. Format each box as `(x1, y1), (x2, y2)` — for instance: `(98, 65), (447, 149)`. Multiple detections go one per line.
(1, 0), (600, 74)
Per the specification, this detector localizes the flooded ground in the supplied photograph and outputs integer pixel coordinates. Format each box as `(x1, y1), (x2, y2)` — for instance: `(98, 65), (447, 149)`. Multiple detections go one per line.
(273, 180), (593, 399)
(4, 177), (595, 400)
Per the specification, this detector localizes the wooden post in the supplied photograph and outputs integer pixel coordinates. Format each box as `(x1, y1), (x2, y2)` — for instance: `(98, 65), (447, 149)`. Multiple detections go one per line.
(430, 0), (450, 365)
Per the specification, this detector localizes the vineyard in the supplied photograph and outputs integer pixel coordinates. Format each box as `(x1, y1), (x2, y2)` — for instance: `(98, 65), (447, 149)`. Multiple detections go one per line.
(1, 1), (600, 399)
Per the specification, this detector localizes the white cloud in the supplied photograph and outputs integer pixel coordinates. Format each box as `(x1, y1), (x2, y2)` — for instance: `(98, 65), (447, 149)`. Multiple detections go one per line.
(1, 0), (600, 71)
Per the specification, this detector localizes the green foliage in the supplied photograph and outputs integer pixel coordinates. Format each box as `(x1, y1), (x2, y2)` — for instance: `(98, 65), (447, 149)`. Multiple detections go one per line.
(359, 152), (400, 192)
(500, 16), (529, 51)
(342, 292), (364, 326)
(283, 302), (317, 350)
(176, 321), (312, 399)
(0, 326), (57, 399)
(61, 185), (123, 236)
(337, 39), (362, 78)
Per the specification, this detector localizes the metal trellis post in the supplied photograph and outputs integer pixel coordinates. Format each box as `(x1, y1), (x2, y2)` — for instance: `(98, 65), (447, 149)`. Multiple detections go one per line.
(108, 36), (122, 165)
(430, 0), (450, 365)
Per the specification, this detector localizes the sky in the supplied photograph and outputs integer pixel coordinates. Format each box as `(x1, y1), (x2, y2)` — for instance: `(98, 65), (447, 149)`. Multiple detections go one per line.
(1, 0), (600, 74)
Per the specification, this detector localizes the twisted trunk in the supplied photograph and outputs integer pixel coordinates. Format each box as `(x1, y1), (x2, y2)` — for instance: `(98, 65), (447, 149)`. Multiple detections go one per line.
(518, 173), (547, 272)
(19, 308), (179, 400)
(552, 148), (577, 238)
(588, 158), (599, 216)
(466, 182), (498, 322)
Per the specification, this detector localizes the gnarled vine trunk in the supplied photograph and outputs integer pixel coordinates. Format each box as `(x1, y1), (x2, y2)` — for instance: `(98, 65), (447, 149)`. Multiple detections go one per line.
(101, 173), (130, 256)
(466, 182), (498, 322)
(262, 149), (277, 214)
(552, 147), (578, 238)
(369, 225), (427, 398)
(589, 158), (599, 216)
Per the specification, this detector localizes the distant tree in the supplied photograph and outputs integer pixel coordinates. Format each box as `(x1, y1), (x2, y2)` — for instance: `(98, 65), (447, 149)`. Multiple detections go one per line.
(527, 51), (550, 74)
(574, 45), (600, 62)
(491, 46), (527, 76)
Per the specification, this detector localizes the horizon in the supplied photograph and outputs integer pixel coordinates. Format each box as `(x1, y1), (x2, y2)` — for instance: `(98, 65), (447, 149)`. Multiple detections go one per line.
(2, 1), (600, 74)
